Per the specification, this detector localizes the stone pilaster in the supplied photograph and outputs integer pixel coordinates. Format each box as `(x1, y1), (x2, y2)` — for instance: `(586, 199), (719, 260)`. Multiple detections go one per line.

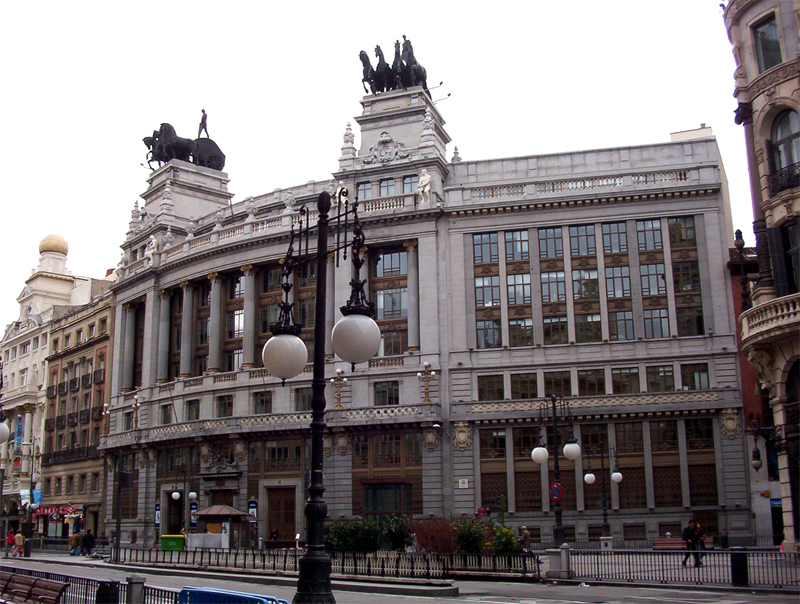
(207, 272), (223, 373)
(179, 282), (194, 377)
(241, 265), (257, 368)
(404, 240), (420, 351)
(156, 290), (171, 383)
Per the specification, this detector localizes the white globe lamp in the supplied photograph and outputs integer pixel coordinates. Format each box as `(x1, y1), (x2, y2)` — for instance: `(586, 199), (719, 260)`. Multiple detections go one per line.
(611, 471), (623, 484)
(531, 446), (549, 464)
(563, 442), (581, 460)
(262, 334), (308, 380)
(584, 472), (596, 485)
(331, 314), (381, 365)
(0, 422), (9, 444)
(189, 492), (197, 501)
(172, 492), (180, 501)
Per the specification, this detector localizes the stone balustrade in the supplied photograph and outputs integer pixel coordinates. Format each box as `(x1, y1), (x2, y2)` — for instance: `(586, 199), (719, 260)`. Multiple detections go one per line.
(740, 292), (800, 348)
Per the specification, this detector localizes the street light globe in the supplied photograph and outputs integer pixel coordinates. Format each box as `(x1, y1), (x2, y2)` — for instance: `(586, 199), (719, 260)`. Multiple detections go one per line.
(531, 446), (549, 464)
(331, 314), (381, 365)
(584, 472), (596, 485)
(261, 334), (308, 380)
(611, 471), (623, 483)
(0, 423), (9, 444)
(31, 503), (39, 511)
(172, 492), (180, 501)
(751, 458), (763, 470)
(189, 492), (197, 501)
(563, 442), (581, 460)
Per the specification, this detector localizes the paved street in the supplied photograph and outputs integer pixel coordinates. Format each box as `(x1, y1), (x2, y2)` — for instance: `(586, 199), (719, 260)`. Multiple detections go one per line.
(2, 553), (796, 604)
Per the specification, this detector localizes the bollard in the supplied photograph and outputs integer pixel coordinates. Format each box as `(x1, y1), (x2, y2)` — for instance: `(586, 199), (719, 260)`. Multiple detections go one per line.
(730, 546), (749, 587)
(95, 579), (120, 604)
(126, 575), (145, 604)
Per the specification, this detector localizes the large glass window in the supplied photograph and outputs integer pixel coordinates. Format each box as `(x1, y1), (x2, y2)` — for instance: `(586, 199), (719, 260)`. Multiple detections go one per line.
(476, 320), (501, 349)
(668, 216), (696, 247)
(375, 288), (408, 318)
(543, 316), (568, 345)
(480, 429), (506, 459)
(507, 273), (531, 305)
(572, 269), (599, 299)
(602, 223), (628, 253)
(605, 266), (631, 298)
(380, 178), (396, 197)
(608, 311), (634, 341)
(569, 225), (596, 257)
(578, 369), (605, 395)
(681, 363), (709, 390)
(508, 318), (533, 347)
(373, 250), (408, 277)
(541, 271), (566, 302)
(374, 381), (400, 406)
(640, 264), (666, 296)
(475, 276), (501, 307)
(511, 373), (537, 399)
(646, 365), (674, 392)
(612, 367), (640, 394)
(575, 314), (601, 343)
(478, 375), (504, 401)
(643, 309), (669, 339)
(543, 371), (571, 397)
(676, 307), (704, 337)
(505, 230), (529, 261)
(473, 233), (498, 264)
(636, 220), (662, 251)
(673, 261), (701, 292)
(539, 228), (563, 259)
(753, 15), (782, 73)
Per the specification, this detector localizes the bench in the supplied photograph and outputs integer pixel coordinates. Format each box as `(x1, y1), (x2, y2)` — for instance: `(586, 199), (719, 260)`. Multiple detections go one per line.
(0, 574), (69, 604)
(653, 536), (713, 550)
(179, 586), (289, 604)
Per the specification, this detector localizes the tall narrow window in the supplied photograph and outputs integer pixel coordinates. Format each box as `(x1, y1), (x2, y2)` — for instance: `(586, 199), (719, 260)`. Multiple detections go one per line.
(668, 216), (696, 247)
(569, 225), (596, 257)
(539, 228), (563, 258)
(507, 273), (531, 305)
(478, 375), (504, 401)
(605, 266), (631, 298)
(374, 381), (400, 406)
(475, 276), (501, 307)
(541, 272), (566, 302)
(640, 264), (666, 296)
(473, 233), (499, 264)
(753, 15), (782, 73)
(770, 110), (800, 196)
(602, 223), (628, 253)
(636, 220), (662, 251)
(505, 231), (529, 261)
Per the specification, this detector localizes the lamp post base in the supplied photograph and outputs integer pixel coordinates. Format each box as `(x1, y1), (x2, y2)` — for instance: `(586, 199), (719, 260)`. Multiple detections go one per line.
(293, 554), (335, 604)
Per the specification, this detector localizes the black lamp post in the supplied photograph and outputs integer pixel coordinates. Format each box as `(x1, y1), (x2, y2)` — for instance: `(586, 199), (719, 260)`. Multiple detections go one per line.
(531, 394), (581, 545)
(583, 444), (622, 537)
(261, 188), (380, 604)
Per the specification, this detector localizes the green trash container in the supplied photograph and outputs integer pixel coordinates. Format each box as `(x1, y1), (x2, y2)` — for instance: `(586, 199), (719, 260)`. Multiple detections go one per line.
(161, 534), (185, 551)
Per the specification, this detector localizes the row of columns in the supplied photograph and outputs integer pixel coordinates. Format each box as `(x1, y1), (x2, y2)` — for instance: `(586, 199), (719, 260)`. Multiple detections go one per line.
(118, 241), (422, 390)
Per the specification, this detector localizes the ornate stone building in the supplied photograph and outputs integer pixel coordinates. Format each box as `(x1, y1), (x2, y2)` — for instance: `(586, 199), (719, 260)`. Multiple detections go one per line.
(102, 86), (753, 548)
(724, 0), (800, 551)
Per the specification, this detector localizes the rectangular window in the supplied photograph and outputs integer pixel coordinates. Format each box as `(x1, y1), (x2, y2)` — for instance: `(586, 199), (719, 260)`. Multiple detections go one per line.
(616, 422), (643, 453)
(254, 391), (272, 415)
(575, 314), (602, 343)
(216, 395), (233, 418)
(542, 316), (568, 345)
(185, 399), (200, 422)
(197, 318), (209, 345)
(260, 303), (280, 333)
(478, 375), (504, 401)
(578, 369), (605, 395)
(643, 308), (669, 339)
(480, 428), (506, 459)
(79, 475), (86, 494)
(295, 387), (313, 412)
(379, 178), (395, 197)
(123, 411), (134, 431)
(225, 349), (243, 372)
(650, 420), (678, 452)
(646, 365), (674, 392)
(508, 318), (533, 347)
(605, 266), (631, 298)
(676, 307), (704, 337)
(67, 476), (74, 495)
(20, 342), (30, 355)
(510, 373), (537, 399)
(572, 269), (599, 300)
(475, 276), (501, 307)
(640, 264), (666, 296)
(507, 273), (531, 305)
(681, 363), (709, 390)
(636, 220), (662, 251)
(612, 367), (640, 394)
(374, 250), (408, 277)
(357, 182), (373, 200)
(87, 325), (95, 338)
(541, 271), (566, 302)
(262, 266), (283, 293)
(754, 15), (782, 73)
(297, 297), (316, 327)
(673, 261), (701, 293)
(160, 405), (172, 425)
(375, 288), (408, 318)
(544, 371), (571, 397)
(374, 381), (400, 406)
(505, 230), (529, 261)
(197, 282), (211, 307)
(98, 319), (107, 333)
(569, 225), (596, 257)
(473, 233), (499, 264)
(380, 331), (407, 356)
(92, 473), (100, 492)
(476, 320), (501, 349)
(668, 216), (696, 247)
(608, 311), (635, 341)
(539, 227), (563, 259)
(403, 175), (418, 194)
(19, 368), (28, 386)
(228, 275), (245, 299)
(226, 309), (245, 338)
(602, 222), (628, 253)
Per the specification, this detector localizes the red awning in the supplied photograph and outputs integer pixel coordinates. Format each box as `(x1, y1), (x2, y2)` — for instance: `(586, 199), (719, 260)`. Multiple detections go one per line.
(33, 505), (78, 518)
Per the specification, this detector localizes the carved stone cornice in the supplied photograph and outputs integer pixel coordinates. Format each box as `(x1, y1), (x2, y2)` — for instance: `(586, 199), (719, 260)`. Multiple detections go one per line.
(207, 272), (222, 283)
(240, 264), (255, 276)
(748, 59), (800, 101)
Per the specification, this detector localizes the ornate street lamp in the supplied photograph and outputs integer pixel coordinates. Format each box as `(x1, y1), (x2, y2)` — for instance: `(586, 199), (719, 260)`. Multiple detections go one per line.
(733, 229), (752, 311)
(417, 362), (436, 403)
(583, 444), (622, 537)
(329, 369), (348, 410)
(261, 188), (380, 604)
(531, 394), (580, 545)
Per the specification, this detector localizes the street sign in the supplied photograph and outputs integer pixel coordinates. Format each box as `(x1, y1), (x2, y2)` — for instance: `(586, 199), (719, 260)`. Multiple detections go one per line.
(476, 506), (486, 517)
(549, 482), (562, 502)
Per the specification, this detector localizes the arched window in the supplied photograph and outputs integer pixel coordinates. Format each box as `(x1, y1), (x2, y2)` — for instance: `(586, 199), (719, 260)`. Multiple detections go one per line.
(769, 110), (800, 195)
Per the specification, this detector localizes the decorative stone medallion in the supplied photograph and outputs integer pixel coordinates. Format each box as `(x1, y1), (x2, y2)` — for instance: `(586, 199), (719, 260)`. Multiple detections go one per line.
(364, 132), (410, 164)
(452, 421), (472, 451)
(720, 409), (741, 439)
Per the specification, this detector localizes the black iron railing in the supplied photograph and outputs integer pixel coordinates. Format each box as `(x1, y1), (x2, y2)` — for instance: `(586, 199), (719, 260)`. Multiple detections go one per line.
(769, 162), (800, 196)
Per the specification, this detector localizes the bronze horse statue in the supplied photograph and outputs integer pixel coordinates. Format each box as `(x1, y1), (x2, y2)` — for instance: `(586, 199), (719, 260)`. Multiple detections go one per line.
(398, 37), (427, 92)
(359, 51), (376, 94)
(157, 123), (197, 162)
(373, 45), (393, 93)
(142, 123), (225, 171)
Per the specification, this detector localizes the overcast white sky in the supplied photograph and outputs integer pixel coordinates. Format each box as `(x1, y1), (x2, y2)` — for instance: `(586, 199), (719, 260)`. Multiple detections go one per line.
(0, 1), (753, 325)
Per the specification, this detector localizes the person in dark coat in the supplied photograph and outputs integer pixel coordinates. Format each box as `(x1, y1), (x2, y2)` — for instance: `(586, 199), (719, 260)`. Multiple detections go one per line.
(681, 520), (700, 567)
(82, 529), (96, 556)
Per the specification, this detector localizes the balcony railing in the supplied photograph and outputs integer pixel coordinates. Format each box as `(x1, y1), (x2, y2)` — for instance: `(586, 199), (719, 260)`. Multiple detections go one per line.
(44, 418), (55, 432)
(79, 409), (91, 424)
(69, 378), (80, 392)
(67, 412), (78, 426)
(41, 445), (101, 466)
(768, 161), (800, 196)
(46, 385), (57, 399)
(57, 382), (68, 396)
(55, 415), (67, 429)
(91, 406), (103, 421)
(93, 369), (105, 384)
(81, 374), (92, 389)
(740, 292), (800, 346)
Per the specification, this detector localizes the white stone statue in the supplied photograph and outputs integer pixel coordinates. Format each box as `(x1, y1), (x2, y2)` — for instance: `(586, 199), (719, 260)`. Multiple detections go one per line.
(143, 235), (157, 266)
(417, 169), (432, 205)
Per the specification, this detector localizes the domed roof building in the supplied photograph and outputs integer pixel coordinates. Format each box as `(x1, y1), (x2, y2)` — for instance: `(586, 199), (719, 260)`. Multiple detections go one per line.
(38, 234), (69, 256)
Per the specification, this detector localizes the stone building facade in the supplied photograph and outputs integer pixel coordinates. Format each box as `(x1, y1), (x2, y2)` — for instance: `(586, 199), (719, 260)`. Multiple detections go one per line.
(101, 87), (753, 548)
(724, 0), (800, 551)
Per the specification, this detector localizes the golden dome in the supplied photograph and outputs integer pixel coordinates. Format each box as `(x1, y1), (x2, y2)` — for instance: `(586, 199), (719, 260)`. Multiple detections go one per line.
(39, 234), (69, 255)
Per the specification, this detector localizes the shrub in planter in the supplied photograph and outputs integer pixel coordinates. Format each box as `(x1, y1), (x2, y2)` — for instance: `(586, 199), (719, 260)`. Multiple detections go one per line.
(487, 524), (521, 555)
(382, 514), (413, 551)
(452, 518), (488, 555)
(411, 518), (455, 553)
(324, 518), (381, 553)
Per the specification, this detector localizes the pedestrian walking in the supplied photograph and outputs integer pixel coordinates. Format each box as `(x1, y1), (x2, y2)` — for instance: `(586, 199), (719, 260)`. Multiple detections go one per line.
(68, 531), (81, 556)
(82, 529), (95, 556)
(695, 522), (706, 561)
(681, 520), (701, 567)
(5, 530), (14, 558)
(13, 532), (24, 557)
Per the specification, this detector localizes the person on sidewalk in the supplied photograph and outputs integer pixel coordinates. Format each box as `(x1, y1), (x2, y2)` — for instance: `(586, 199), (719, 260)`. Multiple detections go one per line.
(82, 529), (95, 556)
(13, 531), (24, 557)
(695, 522), (706, 561)
(681, 520), (701, 567)
(68, 531), (81, 556)
(5, 530), (14, 557)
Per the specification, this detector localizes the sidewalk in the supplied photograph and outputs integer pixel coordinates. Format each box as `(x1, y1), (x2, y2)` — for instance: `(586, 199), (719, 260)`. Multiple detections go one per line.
(6, 551), (460, 598)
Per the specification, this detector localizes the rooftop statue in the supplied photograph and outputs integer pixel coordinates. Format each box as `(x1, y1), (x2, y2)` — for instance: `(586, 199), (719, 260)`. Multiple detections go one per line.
(143, 114), (225, 171)
(359, 35), (428, 96)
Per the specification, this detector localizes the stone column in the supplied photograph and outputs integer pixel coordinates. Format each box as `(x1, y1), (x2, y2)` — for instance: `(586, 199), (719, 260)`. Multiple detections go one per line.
(179, 282), (194, 377)
(207, 272), (223, 373)
(122, 303), (136, 392)
(22, 405), (33, 477)
(141, 292), (158, 388)
(156, 290), (171, 383)
(241, 265), (257, 368)
(325, 254), (335, 357)
(404, 240), (420, 351)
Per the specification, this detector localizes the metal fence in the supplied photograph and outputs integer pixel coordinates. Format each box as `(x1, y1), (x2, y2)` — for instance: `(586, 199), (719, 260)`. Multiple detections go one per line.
(570, 548), (800, 589)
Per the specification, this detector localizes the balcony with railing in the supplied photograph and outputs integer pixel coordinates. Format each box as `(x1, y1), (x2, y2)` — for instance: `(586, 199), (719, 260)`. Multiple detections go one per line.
(44, 418), (55, 432)
(740, 292), (800, 351)
(57, 382), (68, 396)
(768, 162), (800, 196)
(91, 406), (103, 421)
(46, 385), (57, 399)
(81, 374), (92, 389)
(42, 445), (101, 466)
(79, 409), (91, 424)
(67, 412), (78, 426)
(55, 415), (67, 429)
(93, 369), (105, 384)
(69, 378), (80, 392)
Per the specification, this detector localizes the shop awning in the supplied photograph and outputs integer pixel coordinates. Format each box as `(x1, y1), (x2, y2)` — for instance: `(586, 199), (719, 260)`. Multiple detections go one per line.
(33, 505), (80, 519)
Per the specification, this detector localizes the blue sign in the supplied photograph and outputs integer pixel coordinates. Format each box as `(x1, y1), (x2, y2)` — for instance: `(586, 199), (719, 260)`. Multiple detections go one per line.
(190, 502), (198, 528)
(32, 489), (42, 504)
(14, 422), (24, 456)
(154, 504), (161, 527)
(771, 499), (782, 508)
(248, 500), (258, 520)
(549, 482), (563, 502)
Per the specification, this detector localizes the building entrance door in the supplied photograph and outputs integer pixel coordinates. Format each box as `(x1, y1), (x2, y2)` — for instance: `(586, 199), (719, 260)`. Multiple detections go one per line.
(267, 487), (295, 541)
